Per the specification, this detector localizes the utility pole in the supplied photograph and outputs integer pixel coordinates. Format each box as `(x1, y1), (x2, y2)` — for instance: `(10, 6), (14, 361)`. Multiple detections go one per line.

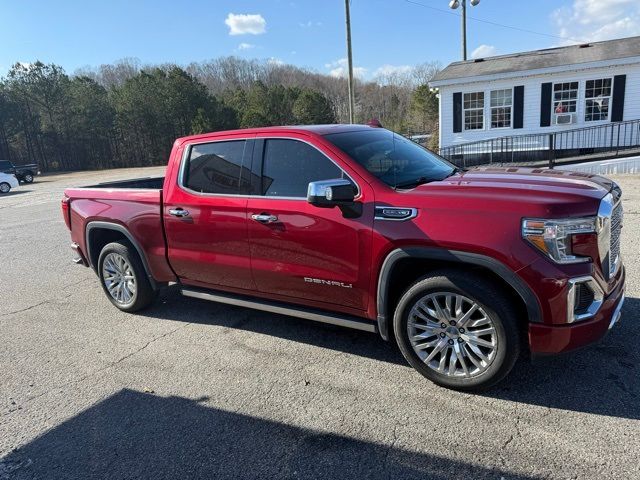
(345, 0), (355, 123)
(461, 0), (467, 61)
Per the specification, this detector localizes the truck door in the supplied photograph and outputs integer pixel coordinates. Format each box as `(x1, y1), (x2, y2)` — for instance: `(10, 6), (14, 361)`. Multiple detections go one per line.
(246, 135), (374, 312)
(163, 136), (257, 291)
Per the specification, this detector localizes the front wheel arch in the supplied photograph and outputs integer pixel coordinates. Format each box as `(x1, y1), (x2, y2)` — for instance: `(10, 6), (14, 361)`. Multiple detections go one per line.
(376, 247), (541, 342)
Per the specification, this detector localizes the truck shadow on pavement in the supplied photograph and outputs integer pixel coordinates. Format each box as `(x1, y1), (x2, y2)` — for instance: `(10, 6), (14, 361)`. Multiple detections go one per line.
(145, 289), (639, 421)
(0, 389), (538, 480)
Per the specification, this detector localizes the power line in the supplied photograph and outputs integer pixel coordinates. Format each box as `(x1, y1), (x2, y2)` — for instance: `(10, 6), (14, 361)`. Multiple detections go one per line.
(404, 0), (587, 45)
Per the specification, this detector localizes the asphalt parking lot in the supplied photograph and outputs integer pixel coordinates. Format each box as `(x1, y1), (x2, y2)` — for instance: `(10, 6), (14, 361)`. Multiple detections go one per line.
(1, 167), (639, 480)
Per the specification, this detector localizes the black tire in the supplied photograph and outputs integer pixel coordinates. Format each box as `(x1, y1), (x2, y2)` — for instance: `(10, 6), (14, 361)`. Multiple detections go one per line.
(23, 172), (34, 183)
(393, 269), (520, 391)
(0, 182), (10, 194)
(97, 241), (156, 312)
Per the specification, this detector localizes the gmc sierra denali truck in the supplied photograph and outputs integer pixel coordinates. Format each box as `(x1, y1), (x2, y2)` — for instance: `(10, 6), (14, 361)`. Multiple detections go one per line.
(62, 125), (626, 390)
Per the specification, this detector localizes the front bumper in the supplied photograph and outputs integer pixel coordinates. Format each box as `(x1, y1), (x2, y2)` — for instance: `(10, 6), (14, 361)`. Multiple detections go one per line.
(528, 266), (625, 354)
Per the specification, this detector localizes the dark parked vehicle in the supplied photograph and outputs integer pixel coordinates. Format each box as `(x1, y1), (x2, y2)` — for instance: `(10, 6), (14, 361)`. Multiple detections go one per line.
(0, 160), (40, 183)
(62, 124), (626, 390)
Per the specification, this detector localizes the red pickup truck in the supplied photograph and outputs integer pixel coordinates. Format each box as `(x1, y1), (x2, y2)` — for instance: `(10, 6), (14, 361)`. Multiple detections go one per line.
(62, 124), (625, 390)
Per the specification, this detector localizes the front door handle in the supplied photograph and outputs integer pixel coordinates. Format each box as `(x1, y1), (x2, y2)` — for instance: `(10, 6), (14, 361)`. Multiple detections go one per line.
(251, 213), (278, 223)
(169, 208), (190, 218)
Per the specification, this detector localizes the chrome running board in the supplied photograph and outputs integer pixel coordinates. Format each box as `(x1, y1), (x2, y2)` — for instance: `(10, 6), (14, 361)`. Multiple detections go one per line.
(181, 288), (377, 333)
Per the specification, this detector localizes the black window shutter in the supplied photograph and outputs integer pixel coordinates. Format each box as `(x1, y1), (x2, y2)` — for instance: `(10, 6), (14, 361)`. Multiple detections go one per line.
(611, 75), (626, 122)
(453, 92), (462, 133)
(513, 86), (524, 129)
(540, 83), (552, 127)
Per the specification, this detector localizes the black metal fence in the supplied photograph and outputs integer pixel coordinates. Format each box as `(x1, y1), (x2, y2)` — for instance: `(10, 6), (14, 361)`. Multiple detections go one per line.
(438, 119), (640, 168)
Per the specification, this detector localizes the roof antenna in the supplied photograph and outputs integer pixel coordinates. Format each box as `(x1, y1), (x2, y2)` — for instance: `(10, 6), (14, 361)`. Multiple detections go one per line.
(367, 118), (383, 128)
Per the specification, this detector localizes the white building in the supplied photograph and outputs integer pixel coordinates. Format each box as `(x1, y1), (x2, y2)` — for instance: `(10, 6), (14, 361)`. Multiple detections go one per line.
(430, 36), (640, 150)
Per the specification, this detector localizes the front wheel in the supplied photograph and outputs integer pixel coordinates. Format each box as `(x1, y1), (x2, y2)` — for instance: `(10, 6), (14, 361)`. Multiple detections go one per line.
(0, 182), (11, 194)
(23, 173), (34, 183)
(393, 270), (520, 391)
(98, 241), (156, 312)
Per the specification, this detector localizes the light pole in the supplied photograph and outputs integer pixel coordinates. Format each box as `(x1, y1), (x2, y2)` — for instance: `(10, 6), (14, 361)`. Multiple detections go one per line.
(449, 0), (480, 61)
(345, 0), (355, 124)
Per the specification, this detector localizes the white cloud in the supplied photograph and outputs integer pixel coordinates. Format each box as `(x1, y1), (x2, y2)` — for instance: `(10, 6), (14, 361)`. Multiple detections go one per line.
(551, 0), (640, 44)
(225, 13), (266, 36)
(373, 64), (412, 77)
(237, 42), (255, 50)
(471, 44), (498, 59)
(299, 20), (322, 28)
(267, 57), (284, 66)
(325, 58), (367, 79)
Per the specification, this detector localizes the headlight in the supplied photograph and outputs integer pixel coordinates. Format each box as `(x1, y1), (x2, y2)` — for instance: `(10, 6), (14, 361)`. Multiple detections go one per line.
(522, 217), (597, 264)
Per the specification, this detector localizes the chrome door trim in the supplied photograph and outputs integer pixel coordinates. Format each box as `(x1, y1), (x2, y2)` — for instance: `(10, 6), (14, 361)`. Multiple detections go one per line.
(177, 135), (362, 200)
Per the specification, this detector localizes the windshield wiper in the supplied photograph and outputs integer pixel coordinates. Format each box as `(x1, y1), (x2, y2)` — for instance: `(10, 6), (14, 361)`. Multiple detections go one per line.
(445, 167), (464, 178)
(394, 176), (432, 189)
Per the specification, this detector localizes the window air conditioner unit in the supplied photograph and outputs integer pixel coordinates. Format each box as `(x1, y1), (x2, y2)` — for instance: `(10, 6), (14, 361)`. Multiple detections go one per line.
(555, 113), (574, 125)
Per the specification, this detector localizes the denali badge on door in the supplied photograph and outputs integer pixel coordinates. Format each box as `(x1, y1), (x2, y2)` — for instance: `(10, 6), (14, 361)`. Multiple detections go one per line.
(304, 277), (353, 288)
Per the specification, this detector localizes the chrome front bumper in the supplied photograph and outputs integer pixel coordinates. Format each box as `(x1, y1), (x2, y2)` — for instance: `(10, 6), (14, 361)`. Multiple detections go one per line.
(608, 293), (625, 330)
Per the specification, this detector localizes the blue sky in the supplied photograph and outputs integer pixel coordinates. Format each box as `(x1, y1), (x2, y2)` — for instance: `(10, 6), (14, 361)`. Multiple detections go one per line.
(1, 0), (639, 80)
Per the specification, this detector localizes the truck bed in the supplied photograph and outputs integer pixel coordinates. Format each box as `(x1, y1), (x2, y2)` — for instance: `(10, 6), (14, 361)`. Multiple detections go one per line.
(64, 176), (176, 284)
(84, 176), (165, 189)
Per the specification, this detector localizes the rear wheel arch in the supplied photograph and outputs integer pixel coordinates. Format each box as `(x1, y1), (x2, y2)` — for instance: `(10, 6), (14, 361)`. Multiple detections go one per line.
(376, 247), (541, 341)
(85, 222), (158, 289)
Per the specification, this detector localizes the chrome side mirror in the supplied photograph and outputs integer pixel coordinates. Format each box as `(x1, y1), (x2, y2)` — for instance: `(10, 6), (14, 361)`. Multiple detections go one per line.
(307, 179), (355, 207)
(307, 178), (361, 218)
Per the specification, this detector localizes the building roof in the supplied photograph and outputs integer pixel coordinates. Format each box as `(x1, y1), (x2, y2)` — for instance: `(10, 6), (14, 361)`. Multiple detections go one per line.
(431, 36), (640, 85)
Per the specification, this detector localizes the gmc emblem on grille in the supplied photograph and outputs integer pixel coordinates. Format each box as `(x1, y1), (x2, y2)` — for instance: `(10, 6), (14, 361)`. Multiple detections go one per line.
(304, 277), (353, 288)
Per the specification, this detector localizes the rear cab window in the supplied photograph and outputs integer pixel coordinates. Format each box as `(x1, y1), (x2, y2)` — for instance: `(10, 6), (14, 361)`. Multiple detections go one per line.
(181, 139), (255, 195)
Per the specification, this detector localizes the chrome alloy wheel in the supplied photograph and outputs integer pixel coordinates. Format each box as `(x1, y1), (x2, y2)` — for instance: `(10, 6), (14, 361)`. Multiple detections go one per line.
(0, 183), (10, 193)
(407, 292), (498, 378)
(102, 253), (137, 305)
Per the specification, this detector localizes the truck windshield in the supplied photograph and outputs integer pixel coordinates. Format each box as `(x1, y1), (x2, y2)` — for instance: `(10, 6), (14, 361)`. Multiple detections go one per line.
(324, 129), (456, 189)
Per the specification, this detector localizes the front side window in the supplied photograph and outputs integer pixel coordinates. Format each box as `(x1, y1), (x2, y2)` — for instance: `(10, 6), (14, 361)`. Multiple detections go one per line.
(183, 140), (248, 194)
(585, 78), (612, 122)
(463, 92), (484, 130)
(325, 128), (455, 189)
(261, 139), (342, 197)
(490, 89), (512, 128)
(553, 82), (578, 117)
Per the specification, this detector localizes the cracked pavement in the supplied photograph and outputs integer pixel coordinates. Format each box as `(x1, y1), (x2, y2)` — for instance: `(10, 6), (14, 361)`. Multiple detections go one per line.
(1, 167), (639, 480)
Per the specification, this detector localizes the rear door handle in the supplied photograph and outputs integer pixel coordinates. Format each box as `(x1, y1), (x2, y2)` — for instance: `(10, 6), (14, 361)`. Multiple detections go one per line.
(169, 208), (190, 217)
(251, 213), (278, 223)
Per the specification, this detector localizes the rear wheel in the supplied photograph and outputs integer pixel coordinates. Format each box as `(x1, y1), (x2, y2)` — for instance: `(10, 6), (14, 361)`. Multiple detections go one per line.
(0, 182), (10, 194)
(23, 173), (34, 183)
(98, 241), (155, 312)
(393, 270), (520, 391)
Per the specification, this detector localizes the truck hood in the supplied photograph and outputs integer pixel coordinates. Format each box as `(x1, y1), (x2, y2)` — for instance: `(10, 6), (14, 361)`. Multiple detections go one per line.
(407, 167), (615, 217)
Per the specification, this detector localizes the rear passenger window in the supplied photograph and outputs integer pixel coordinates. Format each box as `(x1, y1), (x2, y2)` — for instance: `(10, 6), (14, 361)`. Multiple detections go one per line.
(262, 139), (342, 197)
(183, 140), (249, 194)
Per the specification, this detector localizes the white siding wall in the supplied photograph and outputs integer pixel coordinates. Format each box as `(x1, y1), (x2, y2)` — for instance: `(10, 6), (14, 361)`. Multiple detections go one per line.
(438, 61), (640, 148)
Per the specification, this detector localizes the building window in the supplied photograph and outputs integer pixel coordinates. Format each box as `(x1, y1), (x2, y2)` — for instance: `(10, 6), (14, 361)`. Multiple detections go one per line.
(585, 78), (612, 122)
(552, 82), (578, 120)
(463, 92), (484, 130)
(490, 89), (512, 128)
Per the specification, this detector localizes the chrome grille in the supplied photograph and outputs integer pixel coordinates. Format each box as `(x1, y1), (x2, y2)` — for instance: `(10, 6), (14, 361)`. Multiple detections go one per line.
(610, 200), (623, 276)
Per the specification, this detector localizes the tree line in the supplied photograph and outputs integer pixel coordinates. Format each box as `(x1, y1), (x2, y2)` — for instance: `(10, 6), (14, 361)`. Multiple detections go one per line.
(0, 57), (439, 172)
